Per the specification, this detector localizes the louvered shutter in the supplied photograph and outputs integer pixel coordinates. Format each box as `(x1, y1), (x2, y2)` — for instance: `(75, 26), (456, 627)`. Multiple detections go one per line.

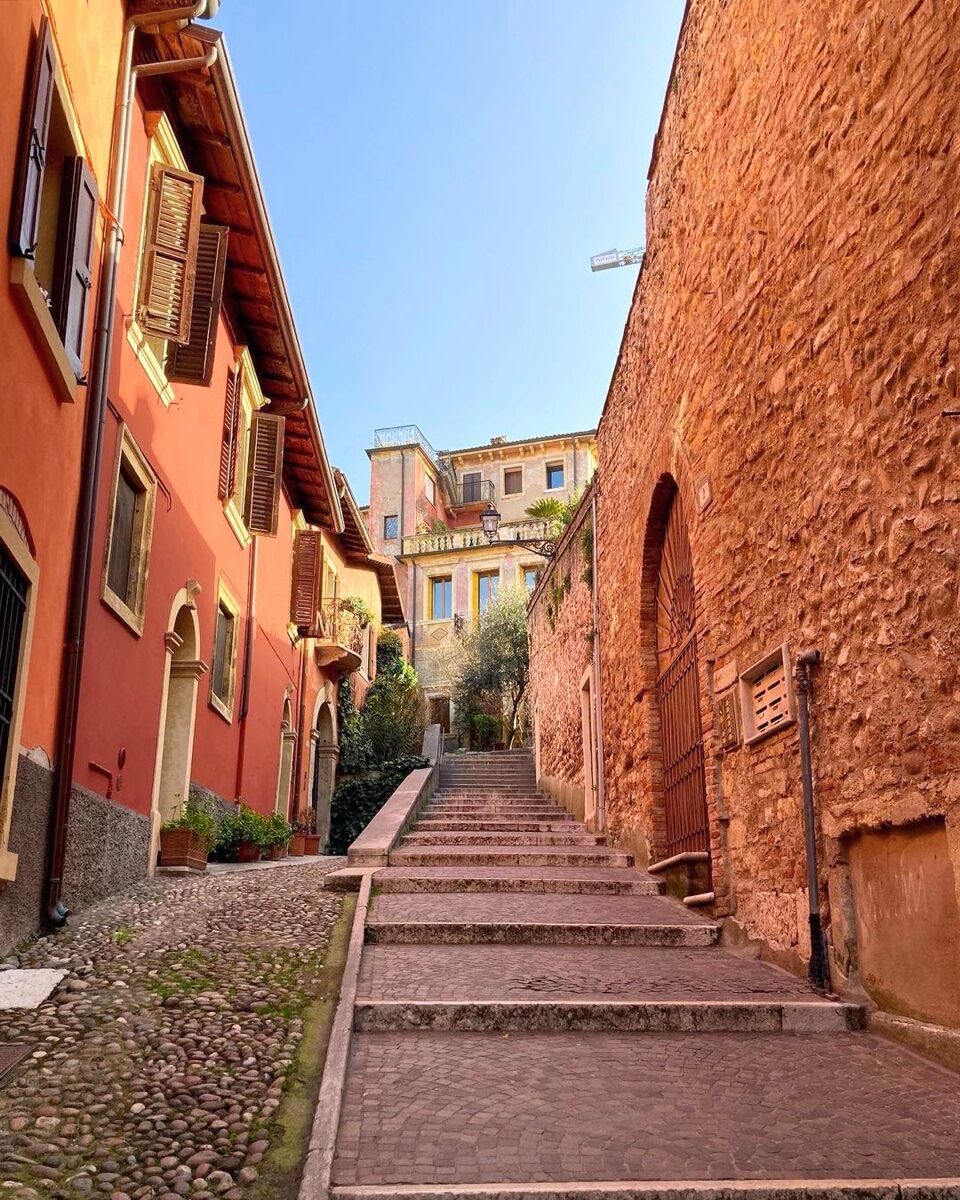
(137, 163), (203, 343)
(243, 412), (285, 536)
(168, 221), (228, 384)
(10, 18), (56, 257)
(52, 156), (98, 376)
(218, 362), (242, 501)
(291, 530), (322, 633)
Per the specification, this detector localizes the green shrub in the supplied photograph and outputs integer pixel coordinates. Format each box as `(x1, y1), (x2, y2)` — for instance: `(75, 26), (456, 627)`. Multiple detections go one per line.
(376, 628), (405, 674)
(327, 756), (429, 854)
(212, 804), (270, 859)
(337, 677), (371, 775)
(470, 713), (501, 751)
(263, 812), (292, 849)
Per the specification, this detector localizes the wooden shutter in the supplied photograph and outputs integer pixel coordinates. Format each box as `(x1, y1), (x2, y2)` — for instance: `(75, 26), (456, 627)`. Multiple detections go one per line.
(168, 221), (228, 384)
(243, 412), (285, 536)
(137, 163), (203, 343)
(52, 156), (98, 376)
(217, 362), (243, 501)
(10, 18), (56, 257)
(291, 530), (322, 632)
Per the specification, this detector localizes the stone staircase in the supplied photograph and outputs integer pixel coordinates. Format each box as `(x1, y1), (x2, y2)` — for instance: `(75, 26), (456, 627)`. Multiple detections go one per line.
(319, 751), (960, 1199)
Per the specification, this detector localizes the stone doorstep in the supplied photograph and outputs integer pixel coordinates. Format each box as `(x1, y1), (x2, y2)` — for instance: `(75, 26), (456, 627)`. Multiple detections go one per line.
(363, 922), (719, 947)
(373, 874), (663, 896)
(402, 833), (604, 846)
(352, 999), (866, 1034)
(330, 1182), (960, 1200)
(388, 850), (634, 867)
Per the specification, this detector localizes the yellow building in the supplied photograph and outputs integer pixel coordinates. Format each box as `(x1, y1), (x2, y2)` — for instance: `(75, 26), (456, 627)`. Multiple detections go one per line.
(365, 425), (597, 731)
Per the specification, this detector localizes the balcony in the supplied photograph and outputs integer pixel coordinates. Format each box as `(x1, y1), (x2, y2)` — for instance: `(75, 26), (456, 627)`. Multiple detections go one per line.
(451, 478), (495, 509)
(401, 518), (551, 558)
(315, 598), (366, 674)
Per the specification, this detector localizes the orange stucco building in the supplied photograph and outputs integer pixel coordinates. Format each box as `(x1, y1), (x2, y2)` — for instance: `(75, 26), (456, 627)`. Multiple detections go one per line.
(0, 2), (400, 950)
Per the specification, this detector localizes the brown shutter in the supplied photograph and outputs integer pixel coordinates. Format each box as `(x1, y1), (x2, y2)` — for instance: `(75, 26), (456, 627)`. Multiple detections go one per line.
(168, 221), (228, 384)
(291, 530), (322, 632)
(243, 412), (285, 536)
(137, 163), (203, 343)
(52, 156), (98, 376)
(10, 18), (56, 257)
(217, 362), (242, 501)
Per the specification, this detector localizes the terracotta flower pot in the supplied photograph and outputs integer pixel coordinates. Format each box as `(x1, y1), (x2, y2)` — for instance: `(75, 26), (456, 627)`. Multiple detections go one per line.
(266, 844), (288, 861)
(288, 833), (306, 857)
(302, 834), (321, 856)
(159, 828), (208, 872)
(236, 840), (261, 863)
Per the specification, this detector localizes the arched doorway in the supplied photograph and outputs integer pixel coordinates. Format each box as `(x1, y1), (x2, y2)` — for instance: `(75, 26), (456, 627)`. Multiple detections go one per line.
(310, 700), (338, 849)
(150, 588), (205, 868)
(653, 485), (710, 866)
(275, 697), (297, 816)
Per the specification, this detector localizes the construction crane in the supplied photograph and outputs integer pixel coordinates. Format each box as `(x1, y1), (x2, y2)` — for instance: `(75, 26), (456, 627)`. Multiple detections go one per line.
(590, 246), (645, 272)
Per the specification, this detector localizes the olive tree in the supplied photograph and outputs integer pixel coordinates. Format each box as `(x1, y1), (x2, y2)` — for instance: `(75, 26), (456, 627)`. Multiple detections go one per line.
(450, 585), (530, 749)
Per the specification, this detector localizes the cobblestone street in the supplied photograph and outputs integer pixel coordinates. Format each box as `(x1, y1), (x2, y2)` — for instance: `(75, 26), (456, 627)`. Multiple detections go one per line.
(0, 861), (345, 1199)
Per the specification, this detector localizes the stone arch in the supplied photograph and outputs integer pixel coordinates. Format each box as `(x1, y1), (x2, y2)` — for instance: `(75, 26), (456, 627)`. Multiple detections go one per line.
(149, 583), (205, 869)
(309, 694), (339, 849)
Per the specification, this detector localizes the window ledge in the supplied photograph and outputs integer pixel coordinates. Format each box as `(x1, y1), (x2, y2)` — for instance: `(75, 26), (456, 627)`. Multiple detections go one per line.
(125, 319), (175, 407)
(101, 585), (145, 637)
(223, 499), (252, 549)
(209, 692), (234, 724)
(10, 259), (80, 404)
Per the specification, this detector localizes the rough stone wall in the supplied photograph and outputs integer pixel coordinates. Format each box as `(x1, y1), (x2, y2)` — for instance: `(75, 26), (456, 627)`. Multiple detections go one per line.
(597, 0), (960, 1008)
(528, 498), (594, 820)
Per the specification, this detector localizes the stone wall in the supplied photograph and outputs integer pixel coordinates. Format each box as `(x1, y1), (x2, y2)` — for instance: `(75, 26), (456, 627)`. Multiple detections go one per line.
(528, 495), (595, 821)
(594, 0), (960, 1039)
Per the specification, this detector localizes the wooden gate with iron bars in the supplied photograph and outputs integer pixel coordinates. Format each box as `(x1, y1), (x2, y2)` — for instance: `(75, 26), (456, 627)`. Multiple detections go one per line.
(654, 489), (710, 865)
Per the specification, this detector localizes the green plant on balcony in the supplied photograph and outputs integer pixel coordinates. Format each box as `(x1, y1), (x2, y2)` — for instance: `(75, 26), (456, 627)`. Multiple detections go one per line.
(341, 595), (376, 627)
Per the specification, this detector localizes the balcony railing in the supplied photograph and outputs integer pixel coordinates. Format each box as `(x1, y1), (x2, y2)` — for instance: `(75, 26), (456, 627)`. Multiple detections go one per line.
(372, 425), (438, 463)
(401, 518), (551, 557)
(451, 478), (495, 507)
(316, 598), (366, 670)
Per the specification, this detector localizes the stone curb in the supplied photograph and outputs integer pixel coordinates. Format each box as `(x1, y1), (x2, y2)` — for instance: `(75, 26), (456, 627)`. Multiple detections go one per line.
(352, 999), (865, 1034)
(403, 833), (604, 846)
(389, 849), (634, 867)
(349, 769), (436, 867)
(364, 920), (719, 947)
(330, 1182), (960, 1200)
(299, 871), (373, 1200)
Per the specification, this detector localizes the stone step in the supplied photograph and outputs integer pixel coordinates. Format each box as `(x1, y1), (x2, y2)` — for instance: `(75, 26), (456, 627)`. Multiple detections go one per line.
(331, 1032), (960, 1192)
(355, 943), (864, 1032)
(388, 846), (634, 869)
(353, 999), (864, 1033)
(365, 893), (714, 946)
(403, 832), (604, 847)
(415, 819), (581, 832)
(425, 804), (573, 816)
(369, 866), (664, 896)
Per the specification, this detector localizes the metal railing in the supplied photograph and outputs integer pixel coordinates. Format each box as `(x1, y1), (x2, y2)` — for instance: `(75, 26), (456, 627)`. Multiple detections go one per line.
(319, 598), (366, 656)
(372, 425), (438, 463)
(451, 478), (495, 506)
(401, 518), (551, 557)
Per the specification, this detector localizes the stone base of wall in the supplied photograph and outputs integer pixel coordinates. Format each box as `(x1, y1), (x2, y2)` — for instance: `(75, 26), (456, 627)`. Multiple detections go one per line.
(869, 1010), (960, 1075)
(720, 915), (807, 982)
(0, 751), (55, 955)
(62, 784), (151, 917)
(538, 774), (585, 823)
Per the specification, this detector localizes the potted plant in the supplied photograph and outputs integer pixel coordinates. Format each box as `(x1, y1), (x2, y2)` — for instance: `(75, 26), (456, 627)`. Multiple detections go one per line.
(302, 817), (322, 857)
(263, 812), (292, 860)
(288, 820), (308, 857)
(214, 805), (268, 863)
(159, 793), (219, 871)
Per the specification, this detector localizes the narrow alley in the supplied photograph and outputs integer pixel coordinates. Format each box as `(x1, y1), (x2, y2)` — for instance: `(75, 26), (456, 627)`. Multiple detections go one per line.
(321, 752), (960, 1196)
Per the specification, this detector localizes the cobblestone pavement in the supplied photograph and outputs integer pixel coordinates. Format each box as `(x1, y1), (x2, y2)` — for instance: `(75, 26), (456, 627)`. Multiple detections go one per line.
(335, 1031), (960, 1185)
(357, 945), (818, 1002)
(0, 859), (345, 1199)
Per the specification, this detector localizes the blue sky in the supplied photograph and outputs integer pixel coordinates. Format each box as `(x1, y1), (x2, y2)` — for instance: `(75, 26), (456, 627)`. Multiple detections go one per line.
(221, 1), (684, 501)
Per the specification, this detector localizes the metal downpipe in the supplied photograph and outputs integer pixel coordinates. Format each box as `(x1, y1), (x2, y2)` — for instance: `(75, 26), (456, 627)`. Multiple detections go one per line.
(795, 648), (830, 990)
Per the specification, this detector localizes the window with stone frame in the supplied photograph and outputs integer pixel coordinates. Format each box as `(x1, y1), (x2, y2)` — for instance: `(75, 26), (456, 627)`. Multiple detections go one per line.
(101, 426), (157, 636)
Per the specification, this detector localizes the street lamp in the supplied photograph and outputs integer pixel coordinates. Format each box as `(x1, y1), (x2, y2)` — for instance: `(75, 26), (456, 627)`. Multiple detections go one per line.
(481, 503), (501, 541)
(481, 502), (556, 559)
